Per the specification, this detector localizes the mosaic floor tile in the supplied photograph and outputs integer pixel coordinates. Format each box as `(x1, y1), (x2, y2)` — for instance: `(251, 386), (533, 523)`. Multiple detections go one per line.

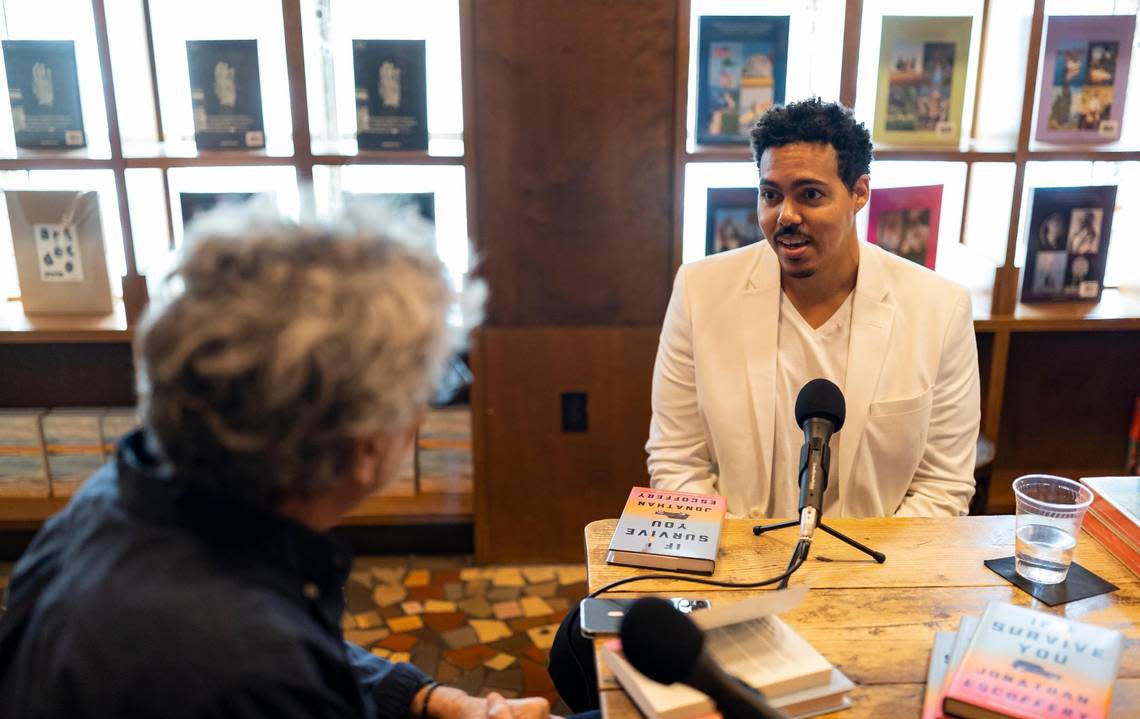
(465, 579), (489, 597)
(520, 567), (557, 584)
(456, 597), (493, 618)
(406, 585), (438, 602)
(485, 668), (524, 693)
(546, 597), (571, 613)
(353, 611), (384, 630)
(491, 600), (522, 620)
(372, 584), (407, 608)
(522, 580), (558, 598)
(469, 619), (513, 643)
(519, 658), (555, 692)
(436, 659), (462, 683)
(371, 647), (392, 659)
(387, 615), (424, 633)
(424, 611), (468, 633)
(443, 582), (465, 601)
(483, 653), (517, 672)
(450, 666), (487, 696)
(441, 625), (480, 650)
(349, 570), (374, 586)
(556, 567), (587, 585)
(424, 599), (457, 613)
(519, 596), (553, 618)
(404, 569), (431, 587)
(369, 567), (407, 585)
(525, 624), (559, 651)
(345, 579), (376, 614)
(411, 641), (441, 678)
(486, 586), (521, 602)
(341, 613), (356, 631)
(401, 600), (424, 615)
(444, 644), (498, 670)
(379, 634), (418, 652)
(524, 645), (547, 664)
(491, 569), (526, 587)
(344, 628), (391, 647)
(389, 651), (412, 664)
(509, 615), (563, 632)
(459, 568), (488, 581)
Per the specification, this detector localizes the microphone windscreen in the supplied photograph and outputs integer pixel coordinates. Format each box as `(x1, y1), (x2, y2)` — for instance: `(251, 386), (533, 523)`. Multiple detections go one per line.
(794, 378), (846, 431)
(619, 597), (705, 685)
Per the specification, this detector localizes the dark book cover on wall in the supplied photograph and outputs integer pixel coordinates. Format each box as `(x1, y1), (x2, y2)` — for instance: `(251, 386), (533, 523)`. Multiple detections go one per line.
(353, 39), (428, 151)
(344, 192), (436, 242)
(696, 16), (789, 145)
(186, 40), (265, 150)
(1021, 185), (1116, 304)
(2, 40), (85, 148)
(705, 187), (761, 255)
(866, 185), (943, 270)
(1035, 15), (1135, 145)
(179, 192), (256, 228)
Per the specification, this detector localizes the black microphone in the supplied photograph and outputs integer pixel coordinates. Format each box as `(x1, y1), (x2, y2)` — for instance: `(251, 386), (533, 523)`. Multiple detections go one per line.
(620, 597), (787, 719)
(794, 379), (845, 543)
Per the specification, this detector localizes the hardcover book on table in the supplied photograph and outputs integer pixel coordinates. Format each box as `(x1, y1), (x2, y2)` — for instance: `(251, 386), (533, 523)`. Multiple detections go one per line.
(353, 39), (428, 151)
(1020, 185), (1116, 303)
(186, 39), (265, 150)
(866, 185), (943, 270)
(705, 188), (761, 255)
(921, 631), (957, 719)
(874, 17), (973, 148)
(1079, 476), (1140, 578)
(5, 189), (112, 314)
(601, 587), (848, 719)
(1035, 15), (1136, 145)
(695, 16), (789, 145)
(606, 486), (726, 574)
(2, 39), (85, 148)
(942, 601), (1123, 719)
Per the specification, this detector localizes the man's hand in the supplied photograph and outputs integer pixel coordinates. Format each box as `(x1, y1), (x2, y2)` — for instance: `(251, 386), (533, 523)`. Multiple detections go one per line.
(414, 684), (559, 719)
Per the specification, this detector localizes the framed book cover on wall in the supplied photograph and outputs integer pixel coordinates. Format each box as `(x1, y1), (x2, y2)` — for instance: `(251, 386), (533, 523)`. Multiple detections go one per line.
(186, 39), (265, 150)
(2, 39), (85, 149)
(1035, 15), (1136, 145)
(353, 39), (428, 151)
(178, 191), (257, 228)
(5, 190), (112, 314)
(865, 185), (942, 270)
(695, 16), (789, 146)
(873, 16), (973, 148)
(344, 191), (436, 244)
(1021, 185), (1116, 304)
(705, 188), (761, 256)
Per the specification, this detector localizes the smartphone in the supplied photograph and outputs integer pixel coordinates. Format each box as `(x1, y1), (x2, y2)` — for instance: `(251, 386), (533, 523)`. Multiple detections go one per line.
(579, 597), (711, 637)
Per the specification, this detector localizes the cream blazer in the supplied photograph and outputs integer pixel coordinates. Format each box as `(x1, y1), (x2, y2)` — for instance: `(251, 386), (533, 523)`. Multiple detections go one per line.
(646, 241), (980, 518)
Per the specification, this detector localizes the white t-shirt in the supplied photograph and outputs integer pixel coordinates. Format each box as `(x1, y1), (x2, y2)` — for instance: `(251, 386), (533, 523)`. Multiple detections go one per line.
(765, 290), (855, 518)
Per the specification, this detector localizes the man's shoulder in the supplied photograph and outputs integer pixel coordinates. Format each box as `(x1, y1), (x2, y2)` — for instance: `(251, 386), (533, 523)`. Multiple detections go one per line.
(870, 244), (970, 310)
(680, 243), (769, 288)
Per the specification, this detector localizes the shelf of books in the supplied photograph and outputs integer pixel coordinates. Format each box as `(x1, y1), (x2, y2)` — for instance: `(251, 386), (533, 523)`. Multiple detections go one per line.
(0, 0), (477, 526)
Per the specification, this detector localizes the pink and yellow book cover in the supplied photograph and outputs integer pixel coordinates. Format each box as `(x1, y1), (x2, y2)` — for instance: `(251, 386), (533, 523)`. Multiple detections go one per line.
(609, 487), (727, 562)
(943, 601), (1123, 719)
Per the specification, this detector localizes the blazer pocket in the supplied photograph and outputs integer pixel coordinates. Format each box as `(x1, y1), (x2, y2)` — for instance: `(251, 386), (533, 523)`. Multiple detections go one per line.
(868, 387), (934, 418)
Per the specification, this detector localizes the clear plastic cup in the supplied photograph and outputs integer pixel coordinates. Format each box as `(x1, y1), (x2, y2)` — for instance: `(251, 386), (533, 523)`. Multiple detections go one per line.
(1012, 474), (1093, 584)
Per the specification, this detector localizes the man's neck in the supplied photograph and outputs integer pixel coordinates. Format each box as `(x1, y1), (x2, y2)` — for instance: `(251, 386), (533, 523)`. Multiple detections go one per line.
(782, 245), (859, 329)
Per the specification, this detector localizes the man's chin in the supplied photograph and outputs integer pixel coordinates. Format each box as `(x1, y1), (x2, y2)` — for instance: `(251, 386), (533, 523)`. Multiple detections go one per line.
(788, 269), (816, 279)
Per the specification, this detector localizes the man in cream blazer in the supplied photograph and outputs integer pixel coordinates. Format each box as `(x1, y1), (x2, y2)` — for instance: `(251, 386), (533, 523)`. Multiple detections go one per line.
(646, 99), (980, 519)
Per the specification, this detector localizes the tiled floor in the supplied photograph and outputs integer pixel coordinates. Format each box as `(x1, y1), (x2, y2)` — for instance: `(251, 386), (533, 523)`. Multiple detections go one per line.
(0, 556), (580, 714)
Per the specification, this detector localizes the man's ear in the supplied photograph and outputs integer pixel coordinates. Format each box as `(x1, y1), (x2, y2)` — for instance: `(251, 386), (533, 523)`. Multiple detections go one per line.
(350, 432), (384, 492)
(852, 175), (870, 213)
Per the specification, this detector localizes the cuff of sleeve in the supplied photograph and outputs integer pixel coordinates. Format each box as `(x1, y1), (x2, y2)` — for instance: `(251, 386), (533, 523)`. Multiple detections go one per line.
(372, 662), (434, 719)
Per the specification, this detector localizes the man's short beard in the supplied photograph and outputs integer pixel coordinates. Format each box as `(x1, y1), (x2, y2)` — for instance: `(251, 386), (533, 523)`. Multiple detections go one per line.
(789, 269), (816, 279)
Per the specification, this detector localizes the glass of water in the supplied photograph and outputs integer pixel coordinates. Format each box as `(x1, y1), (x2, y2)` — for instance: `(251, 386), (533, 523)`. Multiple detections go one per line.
(1013, 474), (1093, 584)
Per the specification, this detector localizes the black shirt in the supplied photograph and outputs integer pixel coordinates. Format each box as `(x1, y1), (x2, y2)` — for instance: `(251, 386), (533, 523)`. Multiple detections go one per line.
(0, 430), (432, 718)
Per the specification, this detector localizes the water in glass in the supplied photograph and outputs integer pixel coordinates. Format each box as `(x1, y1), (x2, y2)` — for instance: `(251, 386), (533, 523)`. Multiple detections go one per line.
(1015, 523), (1077, 584)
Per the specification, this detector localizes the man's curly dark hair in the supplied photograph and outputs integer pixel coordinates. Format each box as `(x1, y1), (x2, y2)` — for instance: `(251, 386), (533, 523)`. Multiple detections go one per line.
(749, 98), (873, 190)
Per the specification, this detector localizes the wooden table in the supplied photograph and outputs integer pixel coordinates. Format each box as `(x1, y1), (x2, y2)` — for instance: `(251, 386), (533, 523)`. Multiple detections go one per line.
(585, 516), (1140, 718)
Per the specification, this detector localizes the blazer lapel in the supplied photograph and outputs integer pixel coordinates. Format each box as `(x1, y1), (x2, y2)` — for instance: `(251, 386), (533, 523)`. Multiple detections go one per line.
(743, 245), (781, 488)
(838, 244), (894, 494)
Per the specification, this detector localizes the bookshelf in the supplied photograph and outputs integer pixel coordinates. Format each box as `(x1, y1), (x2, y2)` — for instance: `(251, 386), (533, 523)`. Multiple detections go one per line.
(0, 0), (477, 527)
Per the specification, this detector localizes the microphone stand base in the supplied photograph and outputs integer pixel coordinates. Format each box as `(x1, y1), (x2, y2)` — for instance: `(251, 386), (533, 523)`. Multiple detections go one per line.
(752, 520), (886, 563)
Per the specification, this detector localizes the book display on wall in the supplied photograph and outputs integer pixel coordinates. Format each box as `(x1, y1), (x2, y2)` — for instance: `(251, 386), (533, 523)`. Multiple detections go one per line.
(352, 39), (428, 151)
(2, 39), (86, 148)
(695, 16), (789, 145)
(186, 39), (265, 150)
(345, 191), (436, 240)
(873, 16), (973, 148)
(1020, 185), (1116, 304)
(942, 602), (1123, 719)
(866, 185), (942, 270)
(5, 190), (112, 314)
(1035, 15), (1136, 145)
(705, 187), (761, 255)
(178, 191), (257, 228)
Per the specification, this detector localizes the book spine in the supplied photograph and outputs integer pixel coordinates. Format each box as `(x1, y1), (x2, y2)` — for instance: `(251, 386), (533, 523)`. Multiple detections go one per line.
(1083, 509), (1140, 579)
(1087, 491), (1140, 547)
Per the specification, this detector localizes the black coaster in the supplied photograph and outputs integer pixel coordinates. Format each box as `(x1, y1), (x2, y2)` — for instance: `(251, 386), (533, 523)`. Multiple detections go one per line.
(984, 556), (1118, 607)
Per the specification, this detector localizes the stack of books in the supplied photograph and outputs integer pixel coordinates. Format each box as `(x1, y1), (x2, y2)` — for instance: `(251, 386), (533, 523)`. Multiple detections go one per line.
(925, 602), (1123, 719)
(1080, 476), (1139, 578)
(601, 587), (854, 719)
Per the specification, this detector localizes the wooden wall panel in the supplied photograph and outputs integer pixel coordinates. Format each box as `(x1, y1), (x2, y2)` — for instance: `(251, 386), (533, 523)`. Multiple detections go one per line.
(474, 327), (659, 563)
(472, 0), (677, 326)
(0, 343), (136, 407)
